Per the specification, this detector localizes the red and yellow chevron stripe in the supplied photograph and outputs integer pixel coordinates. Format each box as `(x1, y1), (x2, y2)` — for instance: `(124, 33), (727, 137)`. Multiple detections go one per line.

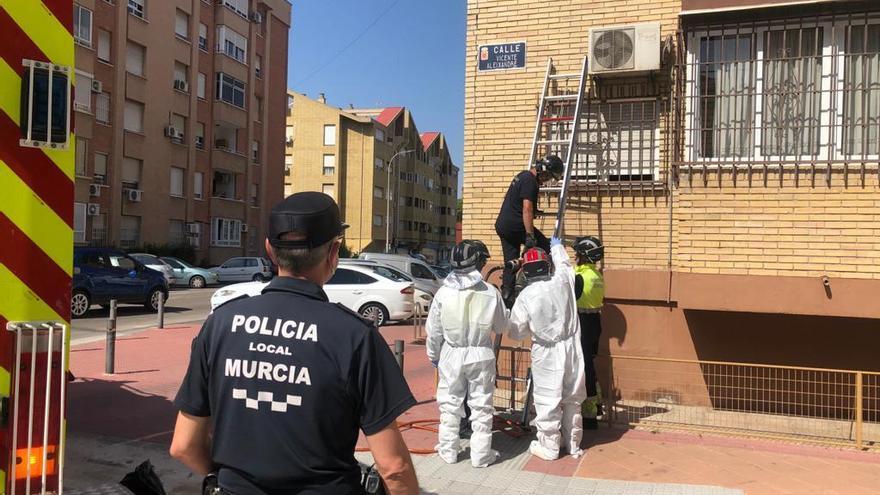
(0, 0), (73, 492)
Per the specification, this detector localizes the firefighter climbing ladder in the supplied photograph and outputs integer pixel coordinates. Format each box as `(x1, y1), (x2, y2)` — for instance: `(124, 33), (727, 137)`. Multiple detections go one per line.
(526, 56), (590, 239)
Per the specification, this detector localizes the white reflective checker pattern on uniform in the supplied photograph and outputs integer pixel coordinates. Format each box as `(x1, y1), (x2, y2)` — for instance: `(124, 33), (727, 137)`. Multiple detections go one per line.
(231, 388), (303, 412)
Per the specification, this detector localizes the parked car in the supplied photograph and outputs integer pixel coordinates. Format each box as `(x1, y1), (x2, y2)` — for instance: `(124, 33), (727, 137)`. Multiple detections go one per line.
(357, 253), (443, 294)
(340, 259), (438, 297)
(431, 264), (452, 278)
(210, 257), (273, 282)
(129, 253), (175, 285)
(72, 247), (169, 318)
(160, 256), (219, 288)
(210, 264), (414, 325)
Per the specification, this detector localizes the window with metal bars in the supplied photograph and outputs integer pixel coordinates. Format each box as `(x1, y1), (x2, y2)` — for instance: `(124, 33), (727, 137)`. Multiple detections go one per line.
(682, 9), (880, 167)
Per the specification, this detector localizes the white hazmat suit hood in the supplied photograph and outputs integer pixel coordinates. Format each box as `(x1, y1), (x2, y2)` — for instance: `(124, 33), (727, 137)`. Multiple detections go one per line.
(427, 268), (510, 467)
(510, 243), (586, 460)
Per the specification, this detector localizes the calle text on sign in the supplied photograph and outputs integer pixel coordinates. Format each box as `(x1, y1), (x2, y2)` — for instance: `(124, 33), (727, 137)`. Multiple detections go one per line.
(478, 42), (526, 72)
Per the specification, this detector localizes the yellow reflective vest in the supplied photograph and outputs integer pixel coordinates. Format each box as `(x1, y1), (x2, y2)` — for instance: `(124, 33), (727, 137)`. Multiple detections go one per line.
(575, 263), (605, 310)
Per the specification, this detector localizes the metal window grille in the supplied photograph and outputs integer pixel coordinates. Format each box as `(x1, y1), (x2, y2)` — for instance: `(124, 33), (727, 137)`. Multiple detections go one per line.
(677, 7), (880, 187)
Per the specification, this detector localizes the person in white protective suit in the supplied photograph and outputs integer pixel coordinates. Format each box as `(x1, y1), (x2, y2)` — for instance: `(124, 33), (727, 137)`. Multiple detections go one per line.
(426, 239), (510, 467)
(509, 238), (586, 460)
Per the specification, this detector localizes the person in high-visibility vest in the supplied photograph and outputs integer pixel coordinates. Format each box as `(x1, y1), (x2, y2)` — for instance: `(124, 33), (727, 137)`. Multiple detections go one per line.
(573, 236), (605, 430)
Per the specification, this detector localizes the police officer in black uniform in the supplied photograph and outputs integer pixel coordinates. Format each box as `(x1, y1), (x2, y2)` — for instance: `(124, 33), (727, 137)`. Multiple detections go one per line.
(170, 191), (420, 494)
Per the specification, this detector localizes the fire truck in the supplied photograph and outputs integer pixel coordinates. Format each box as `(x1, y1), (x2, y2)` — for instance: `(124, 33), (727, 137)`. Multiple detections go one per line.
(0, 0), (74, 493)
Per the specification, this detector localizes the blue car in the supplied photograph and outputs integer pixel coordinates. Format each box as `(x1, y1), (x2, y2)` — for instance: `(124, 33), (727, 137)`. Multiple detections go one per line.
(72, 247), (169, 318)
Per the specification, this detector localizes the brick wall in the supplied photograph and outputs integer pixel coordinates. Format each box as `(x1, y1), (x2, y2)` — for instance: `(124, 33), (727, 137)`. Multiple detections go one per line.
(464, 0), (880, 281)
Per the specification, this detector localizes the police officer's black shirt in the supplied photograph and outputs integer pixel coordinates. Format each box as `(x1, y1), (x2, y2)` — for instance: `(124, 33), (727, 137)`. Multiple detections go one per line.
(174, 277), (417, 494)
(495, 170), (539, 232)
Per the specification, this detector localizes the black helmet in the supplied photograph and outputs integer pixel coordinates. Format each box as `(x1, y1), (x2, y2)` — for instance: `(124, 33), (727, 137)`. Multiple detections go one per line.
(451, 240), (490, 272)
(573, 236), (604, 263)
(536, 155), (564, 181)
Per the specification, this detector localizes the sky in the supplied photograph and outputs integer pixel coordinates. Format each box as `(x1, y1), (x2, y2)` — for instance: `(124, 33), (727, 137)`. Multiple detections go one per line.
(288, 1), (467, 190)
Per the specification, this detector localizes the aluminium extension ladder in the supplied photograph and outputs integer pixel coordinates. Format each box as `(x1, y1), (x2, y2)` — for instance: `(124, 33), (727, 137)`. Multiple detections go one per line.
(526, 56), (590, 239)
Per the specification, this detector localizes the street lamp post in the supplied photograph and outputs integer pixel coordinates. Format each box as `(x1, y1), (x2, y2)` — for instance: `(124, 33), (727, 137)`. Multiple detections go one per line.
(386, 149), (414, 253)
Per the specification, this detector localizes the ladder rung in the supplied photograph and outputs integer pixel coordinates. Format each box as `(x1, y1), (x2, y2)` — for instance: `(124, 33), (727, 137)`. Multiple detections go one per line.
(540, 116), (574, 123)
(542, 187), (563, 193)
(536, 140), (569, 145)
(549, 73), (580, 80)
(544, 94), (579, 101)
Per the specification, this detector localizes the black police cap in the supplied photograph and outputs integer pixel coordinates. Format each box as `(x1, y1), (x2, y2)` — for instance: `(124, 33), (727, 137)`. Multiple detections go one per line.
(268, 192), (349, 249)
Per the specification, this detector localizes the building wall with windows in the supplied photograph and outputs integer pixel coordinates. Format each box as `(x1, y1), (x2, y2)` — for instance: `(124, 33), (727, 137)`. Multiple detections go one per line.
(72, 0), (290, 266)
(465, 0), (880, 371)
(286, 93), (459, 260)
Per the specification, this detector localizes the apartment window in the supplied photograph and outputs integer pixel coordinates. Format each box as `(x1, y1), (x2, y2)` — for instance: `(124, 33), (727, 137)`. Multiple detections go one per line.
(174, 62), (188, 89)
(251, 140), (260, 163)
(255, 55), (262, 79)
(73, 5), (92, 47)
(123, 100), (144, 133)
(195, 122), (205, 149)
(194, 171), (204, 199)
(97, 29), (111, 62)
(255, 96), (263, 121)
(323, 124), (336, 146)
(75, 138), (87, 176)
(74, 203), (86, 243)
(575, 100), (659, 182)
(94, 152), (108, 184)
(74, 71), (92, 113)
(322, 154), (335, 175)
(170, 167), (185, 197)
(212, 170), (236, 199)
(845, 24), (880, 156)
(216, 73), (245, 108)
(322, 184), (334, 199)
(95, 92), (110, 123)
(91, 213), (107, 246)
(120, 215), (141, 248)
(127, 0), (145, 20)
(374, 186), (383, 199)
(212, 217), (242, 247)
(375, 128), (385, 141)
(221, 0), (248, 18)
(197, 72), (206, 99)
(373, 215), (383, 227)
(171, 113), (186, 140)
(121, 157), (142, 188)
(374, 158), (384, 170)
(250, 183), (258, 206)
(169, 220), (186, 246)
(174, 9), (189, 40)
(216, 25), (247, 64)
(198, 23), (208, 51)
(126, 42), (145, 76)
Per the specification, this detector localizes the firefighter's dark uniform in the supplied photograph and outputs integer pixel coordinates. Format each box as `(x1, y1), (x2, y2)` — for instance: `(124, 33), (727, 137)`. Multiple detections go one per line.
(574, 262), (604, 427)
(174, 193), (416, 494)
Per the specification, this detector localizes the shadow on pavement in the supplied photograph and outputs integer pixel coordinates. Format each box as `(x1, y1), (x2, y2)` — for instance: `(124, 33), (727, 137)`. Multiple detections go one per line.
(68, 376), (177, 443)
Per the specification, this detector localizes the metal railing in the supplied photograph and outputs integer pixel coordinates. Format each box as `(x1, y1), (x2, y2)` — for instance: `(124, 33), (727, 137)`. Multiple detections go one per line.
(494, 347), (880, 449)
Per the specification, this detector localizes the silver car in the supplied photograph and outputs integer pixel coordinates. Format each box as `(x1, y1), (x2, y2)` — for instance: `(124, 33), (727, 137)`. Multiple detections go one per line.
(210, 257), (273, 283)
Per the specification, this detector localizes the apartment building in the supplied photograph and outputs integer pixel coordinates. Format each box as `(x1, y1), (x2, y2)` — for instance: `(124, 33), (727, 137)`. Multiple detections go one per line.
(72, 0), (290, 265)
(285, 92), (458, 262)
(465, 0), (880, 374)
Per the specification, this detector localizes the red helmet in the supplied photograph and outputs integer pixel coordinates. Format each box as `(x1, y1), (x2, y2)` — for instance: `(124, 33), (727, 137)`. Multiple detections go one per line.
(522, 247), (551, 281)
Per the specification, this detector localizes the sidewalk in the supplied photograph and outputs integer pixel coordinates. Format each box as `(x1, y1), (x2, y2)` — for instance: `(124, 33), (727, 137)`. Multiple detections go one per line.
(66, 322), (880, 494)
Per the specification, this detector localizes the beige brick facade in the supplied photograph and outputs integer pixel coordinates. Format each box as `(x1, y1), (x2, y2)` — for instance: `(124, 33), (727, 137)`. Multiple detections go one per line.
(286, 94), (459, 261)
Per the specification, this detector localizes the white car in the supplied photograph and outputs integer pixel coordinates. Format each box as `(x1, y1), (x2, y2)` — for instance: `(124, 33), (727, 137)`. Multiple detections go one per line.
(129, 253), (175, 285)
(210, 257), (274, 282)
(210, 264), (414, 326)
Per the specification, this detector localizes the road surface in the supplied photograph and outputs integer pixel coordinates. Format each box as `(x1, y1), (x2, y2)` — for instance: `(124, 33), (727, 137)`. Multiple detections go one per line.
(70, 287), (214, 345)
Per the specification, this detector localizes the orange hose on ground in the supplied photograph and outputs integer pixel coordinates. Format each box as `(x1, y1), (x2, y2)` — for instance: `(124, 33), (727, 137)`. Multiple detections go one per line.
(355, 415), (530, 453)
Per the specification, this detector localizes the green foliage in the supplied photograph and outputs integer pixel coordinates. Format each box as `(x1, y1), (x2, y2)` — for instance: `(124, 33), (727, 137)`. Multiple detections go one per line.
(457, 198), (463, 221)
(131, 243), (198, 265)
(339, 242), (358, 259)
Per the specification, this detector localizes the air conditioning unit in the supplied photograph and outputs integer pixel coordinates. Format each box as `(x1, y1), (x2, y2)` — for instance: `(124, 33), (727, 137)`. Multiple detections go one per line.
(89, 184), (101, 197)
(173, 80), (189, 92)
(250, 12), (263, 23)
(186, 222), (201, 235)
(91, 79), (103, 93)
(164, 125), (178, 138)
(588, 22), (661, 75)
(124, 188), (143, 202)
(87, 203), (100, 216)
(195, 135), (204, 148)
(240, 224), (249, 233)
